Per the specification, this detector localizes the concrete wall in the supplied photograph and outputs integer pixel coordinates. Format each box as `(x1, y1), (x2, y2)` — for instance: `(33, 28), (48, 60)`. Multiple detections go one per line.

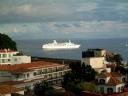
(11, 56), (31, 64)
(0, 51), (18, 64)
(98, 83), (125, 94)
(16, 90), (24, 95)
(81, 57), (105, 68)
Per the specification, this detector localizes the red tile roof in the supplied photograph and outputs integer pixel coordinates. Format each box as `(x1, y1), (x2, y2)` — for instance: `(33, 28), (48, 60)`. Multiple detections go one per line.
(97, 72), (123, 78)
(0, 61), (64, 72)
(0, 49), (17, 53)
(0, 85), (24, 94)
(106, 76), (121, 86)
(97, 72), (111, 78)
(97, 72), (123, 86)
(0, 81), (24, 85)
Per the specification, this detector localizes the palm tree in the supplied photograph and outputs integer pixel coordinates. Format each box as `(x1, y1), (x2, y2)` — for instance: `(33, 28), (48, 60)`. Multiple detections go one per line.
(113, 54), (123, 66)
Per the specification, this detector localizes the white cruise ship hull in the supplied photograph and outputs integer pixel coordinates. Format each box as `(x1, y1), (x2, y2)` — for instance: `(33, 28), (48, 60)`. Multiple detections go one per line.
(42, 45), (80, 49)
(42, 40), (80, 49)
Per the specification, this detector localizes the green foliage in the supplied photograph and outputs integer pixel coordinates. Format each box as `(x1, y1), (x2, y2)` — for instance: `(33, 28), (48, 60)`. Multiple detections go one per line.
(106, 53), (123, 65)
(62, 62), (97, 94)
(0, 33), (17, 50)
(68, 62), (96, 82)
(115, 66), (127, 74)
(63, 81), (98, 94)
(113, 54), (123, 65)
(34, 81), (53, 96)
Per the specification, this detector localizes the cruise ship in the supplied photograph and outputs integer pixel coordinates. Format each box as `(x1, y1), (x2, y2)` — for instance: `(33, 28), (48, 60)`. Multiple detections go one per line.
(42, 40), (80, 49)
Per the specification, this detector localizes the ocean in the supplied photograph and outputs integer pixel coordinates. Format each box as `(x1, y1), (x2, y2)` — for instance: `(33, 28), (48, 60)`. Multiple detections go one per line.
(15, 38), (128, 61)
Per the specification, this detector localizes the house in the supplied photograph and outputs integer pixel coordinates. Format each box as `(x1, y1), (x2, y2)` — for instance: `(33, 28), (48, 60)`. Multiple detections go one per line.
(0, 61), (70, 89)
(0, 85), (24, 96)
(95, 68), (126, 94)
(81, 49), (106, 69)
(0, 49), (31, 65)
(0, 49), (70, 90)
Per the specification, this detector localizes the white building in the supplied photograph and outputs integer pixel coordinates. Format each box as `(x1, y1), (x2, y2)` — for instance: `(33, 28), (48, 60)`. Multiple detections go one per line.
(81, 49), (106, 69)
(96, 68), (126, 94)
(0, 49), (31, 65)
(81, 57), (105, 69)
(0, 61), (70, 89)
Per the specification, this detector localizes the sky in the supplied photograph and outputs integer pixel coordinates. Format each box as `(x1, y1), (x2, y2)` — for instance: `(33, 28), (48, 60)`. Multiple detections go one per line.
(0, 0), (128, 40)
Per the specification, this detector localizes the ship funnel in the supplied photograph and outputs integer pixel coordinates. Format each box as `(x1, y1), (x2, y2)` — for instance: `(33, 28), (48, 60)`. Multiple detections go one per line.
(53, 40), (57, 44)
(69, 40), (71, 43)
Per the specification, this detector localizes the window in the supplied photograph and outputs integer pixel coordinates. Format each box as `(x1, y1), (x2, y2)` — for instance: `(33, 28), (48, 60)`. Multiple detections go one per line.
(100, 87), (104, 94)
(2, 54), (7, 58)
(33, 72), (36, 76)
(44, 75), (47, 78)
(27, 73), (30, 78)
(118, 87), (120, 92)
(8, 54), (11, 57)
(107, 88), (113, 94)
(2, 59), (6, 63)
(16, 74), (19, 78)
(37, 70), (42, 75)
(122, 77), (126, 82)
(43, 69), (47, 73)
(14, 58), (17, 61)
(99, 79), (105, 84)
(49, 74), (52, 79)
(49, 68), (52, 73)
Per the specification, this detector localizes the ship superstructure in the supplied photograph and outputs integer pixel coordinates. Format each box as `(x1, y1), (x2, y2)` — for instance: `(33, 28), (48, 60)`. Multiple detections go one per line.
(42, 40), (80, 49)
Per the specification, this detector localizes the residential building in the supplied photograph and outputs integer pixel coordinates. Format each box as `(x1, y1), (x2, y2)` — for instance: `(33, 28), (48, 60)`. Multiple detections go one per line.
(95, 68), (126, 94)
(0, 61), (70, 89)
(81, 49), (106, 69)
(0, 49), (31, 65)
(82, 48), (106, 58)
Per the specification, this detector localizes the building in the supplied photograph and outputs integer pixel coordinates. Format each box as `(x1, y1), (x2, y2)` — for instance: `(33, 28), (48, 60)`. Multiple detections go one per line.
(0, 85), (24, 96)
(0, 49), (70, 90)
(81, 49), (106, 69)
(0, 49), (31, 65)
(0, 61), (70, 89)
(82, 49), (106, 58)
(95, 68), (126, 94)
(81, 57), (105, 69)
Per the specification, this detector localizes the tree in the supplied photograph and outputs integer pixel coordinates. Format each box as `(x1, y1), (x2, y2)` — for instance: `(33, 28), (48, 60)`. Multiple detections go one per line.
(113, 54), (123, 66)
(63, 80), (98, 95)
(34, 81), (53, 96)
(62, 62), (97, 94)
(106, 53), (123, 66)
(0, 33), (17, 50)
(68, 62), (96, 82)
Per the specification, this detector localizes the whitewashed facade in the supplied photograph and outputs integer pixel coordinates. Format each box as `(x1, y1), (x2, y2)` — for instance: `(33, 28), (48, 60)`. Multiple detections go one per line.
(0, 49), (31, 65)
(96, 69), (126, 94)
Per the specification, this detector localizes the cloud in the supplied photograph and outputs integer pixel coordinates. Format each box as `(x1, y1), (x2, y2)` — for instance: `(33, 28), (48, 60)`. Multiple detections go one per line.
(115, 3), (128, 11)
(0, 0), (128, 23)
(47, 21), (128, 33)
(15, 4), (32, 16)
(0, 23), (41, 34)
(76, 3), (98, 12)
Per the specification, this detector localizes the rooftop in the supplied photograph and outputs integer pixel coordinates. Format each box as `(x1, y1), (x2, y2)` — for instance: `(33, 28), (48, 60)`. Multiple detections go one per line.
(0, 61), (64, 72)
(97, 72), (124, 86)
(0, 85), (24, 94)
(0, 49), (17, 53)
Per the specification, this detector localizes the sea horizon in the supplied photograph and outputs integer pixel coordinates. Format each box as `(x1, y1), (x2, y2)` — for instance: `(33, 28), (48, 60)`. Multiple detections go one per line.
(15, 38), (128, 61)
